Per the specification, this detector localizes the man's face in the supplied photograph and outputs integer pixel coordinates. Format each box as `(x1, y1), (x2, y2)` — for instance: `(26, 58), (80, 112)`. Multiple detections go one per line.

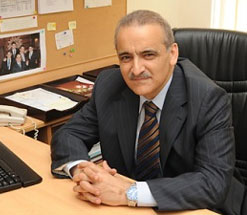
(7, 52), (12, 58)
(16, 54), (21, 62)
(116, 24), (178, 99)
(20, 47), (25, 53)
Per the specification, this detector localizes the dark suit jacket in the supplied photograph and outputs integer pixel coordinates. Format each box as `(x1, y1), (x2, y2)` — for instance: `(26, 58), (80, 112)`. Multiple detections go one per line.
(1, 59), (14, 75)
(11, 61), (27, 73)
(51, 58), (245, 214)
(27, 50), (39, 69)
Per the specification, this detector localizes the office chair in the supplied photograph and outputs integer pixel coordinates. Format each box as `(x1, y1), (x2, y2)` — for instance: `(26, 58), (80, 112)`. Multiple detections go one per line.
(173, 28), (247, 186)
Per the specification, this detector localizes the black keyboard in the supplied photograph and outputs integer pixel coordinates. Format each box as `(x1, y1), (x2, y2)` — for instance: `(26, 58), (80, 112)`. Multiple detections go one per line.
(0, 141), (42, 194)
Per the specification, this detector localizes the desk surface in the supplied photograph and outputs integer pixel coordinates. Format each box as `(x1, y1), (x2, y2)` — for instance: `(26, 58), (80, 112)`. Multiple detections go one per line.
(0, 127), (219, 215)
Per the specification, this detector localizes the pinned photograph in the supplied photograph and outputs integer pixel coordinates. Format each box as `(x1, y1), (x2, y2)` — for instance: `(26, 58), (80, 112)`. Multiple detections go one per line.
(0, 29), (46, 81)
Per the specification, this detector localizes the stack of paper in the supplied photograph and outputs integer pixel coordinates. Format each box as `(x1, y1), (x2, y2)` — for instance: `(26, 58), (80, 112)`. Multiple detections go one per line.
(6, 88), (78, 112)
(88, 142), (102, 163)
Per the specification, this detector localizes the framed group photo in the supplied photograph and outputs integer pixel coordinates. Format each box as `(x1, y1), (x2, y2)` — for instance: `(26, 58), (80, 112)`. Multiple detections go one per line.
(0, 29), (46, 81)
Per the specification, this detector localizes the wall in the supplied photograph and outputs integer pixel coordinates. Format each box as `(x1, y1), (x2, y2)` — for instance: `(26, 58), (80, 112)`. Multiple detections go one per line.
(127, 0), (212, 29)
(0, 0), (126, 94)
(0, 0), (214, 94)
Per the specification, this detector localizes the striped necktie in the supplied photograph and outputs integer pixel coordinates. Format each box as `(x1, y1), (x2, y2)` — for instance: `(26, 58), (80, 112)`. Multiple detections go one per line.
(135, 101), (161, 180)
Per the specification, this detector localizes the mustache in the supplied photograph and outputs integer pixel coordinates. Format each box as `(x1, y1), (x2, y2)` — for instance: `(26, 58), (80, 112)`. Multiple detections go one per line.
(129, 71), (151, 80)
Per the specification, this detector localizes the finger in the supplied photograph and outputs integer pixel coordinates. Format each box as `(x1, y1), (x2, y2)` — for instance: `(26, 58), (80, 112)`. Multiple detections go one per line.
(78, 161), (103, 174)
(73, 183), (94, 194)
(79, 180), (100, 196)
(77, 193), (87, 201)
(77, 161), (95, 169)
(81, 192), (102, 205)
(73, 184), (86, 193)
(83, 166), (100, 182)
(72, 171), (91, 183)
(72, 172), (81, 183)
(102, 160), (117, 176)
(73, 181), (100, 196)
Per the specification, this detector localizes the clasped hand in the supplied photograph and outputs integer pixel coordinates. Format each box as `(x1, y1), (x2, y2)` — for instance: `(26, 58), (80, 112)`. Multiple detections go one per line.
(72, 161), (132, 206)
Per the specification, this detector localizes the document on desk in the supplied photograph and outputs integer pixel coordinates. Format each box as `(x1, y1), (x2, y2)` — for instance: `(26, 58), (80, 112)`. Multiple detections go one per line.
(5, 88), (78, 112)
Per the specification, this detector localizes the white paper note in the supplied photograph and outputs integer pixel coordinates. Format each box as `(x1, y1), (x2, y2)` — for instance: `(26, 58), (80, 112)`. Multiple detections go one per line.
(85, 0), (112, 8)
(38, 0), (73, 14)
(0, 0), (35, 19)
(55, 29), (74, 50)
(0, 15), (37, 32)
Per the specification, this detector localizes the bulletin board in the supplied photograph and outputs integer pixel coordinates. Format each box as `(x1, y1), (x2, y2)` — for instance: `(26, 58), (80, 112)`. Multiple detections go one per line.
(0, 0), (126, 94)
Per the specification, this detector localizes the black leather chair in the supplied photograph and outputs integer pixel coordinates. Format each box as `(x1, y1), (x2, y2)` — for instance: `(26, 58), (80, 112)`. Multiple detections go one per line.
(173, 28), (247, 185)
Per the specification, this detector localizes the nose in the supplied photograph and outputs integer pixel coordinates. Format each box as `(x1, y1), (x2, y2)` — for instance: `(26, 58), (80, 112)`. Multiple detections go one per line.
(131, 57), (145, 76)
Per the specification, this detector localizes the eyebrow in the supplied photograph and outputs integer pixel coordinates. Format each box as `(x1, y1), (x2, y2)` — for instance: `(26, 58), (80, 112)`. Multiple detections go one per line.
(118, 51), (130, 57)
(142, 49), (158, 54)
(118, 49), (158, 56)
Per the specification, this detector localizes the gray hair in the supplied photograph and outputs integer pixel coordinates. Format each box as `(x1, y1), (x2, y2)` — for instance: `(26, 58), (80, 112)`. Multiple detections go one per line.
(114, 10), (174, 49)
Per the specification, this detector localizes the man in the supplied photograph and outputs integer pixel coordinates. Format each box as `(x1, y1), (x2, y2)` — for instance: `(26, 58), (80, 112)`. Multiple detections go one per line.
(1, 51), (13, 75)
(51, 10), (246, 214)
(12, 53), (28, 73)
(27, 45), (39, 69)
(9, 41), (19, 60)
(19, 45), (27, 64)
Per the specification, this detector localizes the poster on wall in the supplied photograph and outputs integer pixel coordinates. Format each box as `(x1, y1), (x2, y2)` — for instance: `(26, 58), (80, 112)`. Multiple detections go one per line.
(0, 29), (46, 81)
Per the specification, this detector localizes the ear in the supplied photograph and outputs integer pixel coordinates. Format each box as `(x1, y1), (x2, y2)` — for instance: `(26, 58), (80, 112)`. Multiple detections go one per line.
(169, 43), (179, 66)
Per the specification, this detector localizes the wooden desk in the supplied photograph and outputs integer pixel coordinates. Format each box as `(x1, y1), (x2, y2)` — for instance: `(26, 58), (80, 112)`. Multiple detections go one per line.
(10, 115), (72, 144)
(0, 127), (219, 215)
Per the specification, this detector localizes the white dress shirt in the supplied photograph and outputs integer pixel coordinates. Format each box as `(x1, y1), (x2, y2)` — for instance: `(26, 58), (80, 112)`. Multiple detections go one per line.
(7, 59), (11, 70)
(29, 51), (33, 59)
(21, 53), (26, 62)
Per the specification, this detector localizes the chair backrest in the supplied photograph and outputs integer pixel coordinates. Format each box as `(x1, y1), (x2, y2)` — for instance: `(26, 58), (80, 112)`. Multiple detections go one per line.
(173, 28), (247, 185)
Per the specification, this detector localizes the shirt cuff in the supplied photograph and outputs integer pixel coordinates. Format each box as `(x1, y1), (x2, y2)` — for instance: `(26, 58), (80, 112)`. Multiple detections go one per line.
(136, 181), (157, 207)
(62, 160), (86, 178)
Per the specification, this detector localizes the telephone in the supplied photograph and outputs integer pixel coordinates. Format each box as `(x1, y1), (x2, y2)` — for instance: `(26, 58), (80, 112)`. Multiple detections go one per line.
(0, 105), (27, 126)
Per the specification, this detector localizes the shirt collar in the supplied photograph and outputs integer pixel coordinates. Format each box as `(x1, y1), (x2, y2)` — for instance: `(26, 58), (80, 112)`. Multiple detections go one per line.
(139, 73), (173, 113)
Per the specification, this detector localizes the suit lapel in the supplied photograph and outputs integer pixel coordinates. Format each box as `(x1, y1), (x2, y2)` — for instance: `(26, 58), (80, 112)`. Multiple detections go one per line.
(113, 87), (139, 176)
(159, 66), (187, 169)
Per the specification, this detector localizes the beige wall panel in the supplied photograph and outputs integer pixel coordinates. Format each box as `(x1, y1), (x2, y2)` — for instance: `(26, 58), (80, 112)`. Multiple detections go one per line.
(127, 0), (212, 28)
